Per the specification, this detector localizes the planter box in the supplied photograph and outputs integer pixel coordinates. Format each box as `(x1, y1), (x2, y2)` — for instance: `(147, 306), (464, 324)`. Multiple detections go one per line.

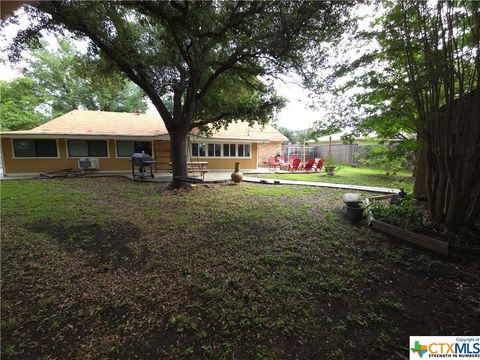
(365, 197), (480, 258)
(370, 218), (449, 256)
(365, 197), (449, 255)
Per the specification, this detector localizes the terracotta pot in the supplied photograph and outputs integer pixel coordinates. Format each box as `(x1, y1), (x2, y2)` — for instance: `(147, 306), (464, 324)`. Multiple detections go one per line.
(231, 162), (243, 183)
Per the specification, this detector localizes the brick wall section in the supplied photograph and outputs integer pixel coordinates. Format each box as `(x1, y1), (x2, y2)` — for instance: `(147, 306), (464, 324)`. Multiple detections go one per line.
(257, 141), (283, 167)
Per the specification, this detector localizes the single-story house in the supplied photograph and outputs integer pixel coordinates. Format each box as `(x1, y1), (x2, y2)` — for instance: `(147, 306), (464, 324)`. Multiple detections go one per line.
(0, 110), (287, 176)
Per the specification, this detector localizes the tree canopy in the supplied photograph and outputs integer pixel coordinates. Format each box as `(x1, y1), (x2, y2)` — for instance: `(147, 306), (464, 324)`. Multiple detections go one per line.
(366, 1), (479, 231)
(7, 1), (351, 186)
(0, 77), (47, 131)
(394, 1), (478, 231)
(311, 5), (419, 148)
(23, 37), (148, 117)
(1, 36), (148, 131)
(319, 1), (479, 231)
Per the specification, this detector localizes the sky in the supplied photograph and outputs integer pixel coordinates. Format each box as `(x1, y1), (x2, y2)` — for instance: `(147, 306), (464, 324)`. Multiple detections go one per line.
(0, 4), (376, 132)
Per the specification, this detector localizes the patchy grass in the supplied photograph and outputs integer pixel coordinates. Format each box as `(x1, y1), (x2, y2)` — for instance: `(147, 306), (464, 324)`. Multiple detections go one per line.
(255, 166), (414, 192)
(1, 177), (478, 359)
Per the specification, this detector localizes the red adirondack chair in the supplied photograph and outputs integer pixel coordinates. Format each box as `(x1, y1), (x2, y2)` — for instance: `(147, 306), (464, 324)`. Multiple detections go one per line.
(283, 155), (297, 171)
(304, 159), (315, 172)
(267, 155), (280, 169)
(315, 158), (324, 172)
(290, 158), (301, 172)
(278, 156), (290, 170)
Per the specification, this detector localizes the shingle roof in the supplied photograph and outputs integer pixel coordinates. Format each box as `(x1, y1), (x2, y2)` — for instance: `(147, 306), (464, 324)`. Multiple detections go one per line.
(1, 110), (288, 142)
(1, 110), (168, 137)
(193, 121), (288, 142)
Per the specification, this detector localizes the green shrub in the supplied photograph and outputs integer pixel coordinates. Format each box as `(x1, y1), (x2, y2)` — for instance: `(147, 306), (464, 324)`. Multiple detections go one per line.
(358, 144), (407, 176)
(369, 195), (424, 231)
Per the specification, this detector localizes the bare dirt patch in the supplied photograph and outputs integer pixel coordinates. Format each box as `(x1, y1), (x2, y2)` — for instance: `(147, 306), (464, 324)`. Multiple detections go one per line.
(28, 220), (144, 269)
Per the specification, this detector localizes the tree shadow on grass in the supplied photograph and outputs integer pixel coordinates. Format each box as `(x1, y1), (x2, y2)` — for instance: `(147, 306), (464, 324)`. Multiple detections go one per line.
(28, 220), (143, 269)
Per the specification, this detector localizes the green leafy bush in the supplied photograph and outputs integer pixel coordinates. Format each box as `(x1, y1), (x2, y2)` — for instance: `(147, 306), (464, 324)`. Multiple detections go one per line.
(369, 195), (424, 231)
(358, 144), (407, 176)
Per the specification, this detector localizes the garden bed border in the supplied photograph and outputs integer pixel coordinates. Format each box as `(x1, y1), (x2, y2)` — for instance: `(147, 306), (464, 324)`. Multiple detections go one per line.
(365, 197), (478, 258)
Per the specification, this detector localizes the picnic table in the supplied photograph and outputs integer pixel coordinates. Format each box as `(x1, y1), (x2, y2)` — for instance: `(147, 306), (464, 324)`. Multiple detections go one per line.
(157, 161), (209, 180)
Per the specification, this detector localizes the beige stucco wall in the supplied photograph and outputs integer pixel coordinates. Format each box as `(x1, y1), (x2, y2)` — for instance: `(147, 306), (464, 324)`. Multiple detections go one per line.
(257, 141), (283, 167)
(1, 138), (136, 174)
(1, 138), (259, 174)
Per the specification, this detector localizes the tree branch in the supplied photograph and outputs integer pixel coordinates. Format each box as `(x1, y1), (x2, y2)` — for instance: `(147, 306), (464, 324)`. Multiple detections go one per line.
(196, 49), (259, 101)
(45, 5), (174, 124)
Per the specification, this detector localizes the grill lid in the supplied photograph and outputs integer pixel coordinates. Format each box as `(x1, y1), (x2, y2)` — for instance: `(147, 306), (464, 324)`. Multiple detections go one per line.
(131, 152), (153, 159)
(131, 152), (155, 164)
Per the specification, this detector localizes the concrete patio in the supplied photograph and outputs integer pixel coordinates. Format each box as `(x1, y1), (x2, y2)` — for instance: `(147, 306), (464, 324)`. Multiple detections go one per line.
(0, 168), (282, 182)
(0, 168), (400, 194)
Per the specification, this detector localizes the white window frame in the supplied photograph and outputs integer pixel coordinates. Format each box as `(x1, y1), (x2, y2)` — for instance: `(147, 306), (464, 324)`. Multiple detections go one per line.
(222, 143), (238, 158)
(114, 140), (155, 158)
(207, 143), (222, 157)
(11, 139), (60, 159)
(191, 142), (205, 157)
(66, 139), (110, 159)
(237, 143), (251, 158)
(190, 142), (252, 159)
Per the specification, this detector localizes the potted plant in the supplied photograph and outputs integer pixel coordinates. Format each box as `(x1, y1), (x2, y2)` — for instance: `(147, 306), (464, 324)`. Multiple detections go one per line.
(325, 136), (335, 176)
(325, 157), (336, 176)
(343, 193), (364, 222)
(344, 202), (364, 221)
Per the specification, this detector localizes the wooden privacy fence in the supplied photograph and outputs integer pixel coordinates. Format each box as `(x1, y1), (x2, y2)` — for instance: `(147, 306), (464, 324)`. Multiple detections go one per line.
(282, 144), (370, 165)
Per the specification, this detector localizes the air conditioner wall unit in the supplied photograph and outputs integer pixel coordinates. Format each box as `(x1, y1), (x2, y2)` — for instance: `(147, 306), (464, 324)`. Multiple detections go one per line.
(78, 158), (100, 170)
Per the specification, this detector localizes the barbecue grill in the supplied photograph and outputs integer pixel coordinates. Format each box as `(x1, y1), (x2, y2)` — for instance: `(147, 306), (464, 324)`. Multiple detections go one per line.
(131, 152), (155, 179)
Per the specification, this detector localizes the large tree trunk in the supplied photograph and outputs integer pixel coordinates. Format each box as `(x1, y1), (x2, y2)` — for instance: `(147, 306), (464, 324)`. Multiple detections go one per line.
(170, 131), (189, 189)
(413, 142), (428, 200)
(424, 90), (480, 234)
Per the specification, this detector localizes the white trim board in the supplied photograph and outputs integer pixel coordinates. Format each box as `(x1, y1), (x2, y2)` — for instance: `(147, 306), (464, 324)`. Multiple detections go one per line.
(190, 135), (269, 144)
(2, 134), (171, 141)
(3, 134), (273, 142)
(242, 177), (400, 194)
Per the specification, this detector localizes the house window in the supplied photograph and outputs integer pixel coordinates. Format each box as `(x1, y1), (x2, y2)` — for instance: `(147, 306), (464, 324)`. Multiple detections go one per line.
(199, 143), (206, 156)
(191, 142), (251, 158)
(192, 142), (206, 157)
(208, 143), (221, 157)
(117, 141), (152, 157)
(13, 139), (58, 158)
(223, 144), (236, 157)
(238, 144), (250, 157)
(67, 140), (108, 157)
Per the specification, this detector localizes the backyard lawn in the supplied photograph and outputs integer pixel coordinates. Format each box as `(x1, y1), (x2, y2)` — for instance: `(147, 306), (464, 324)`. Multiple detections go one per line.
(1, 178), (478, 359)
(255, 166), (414, 192)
